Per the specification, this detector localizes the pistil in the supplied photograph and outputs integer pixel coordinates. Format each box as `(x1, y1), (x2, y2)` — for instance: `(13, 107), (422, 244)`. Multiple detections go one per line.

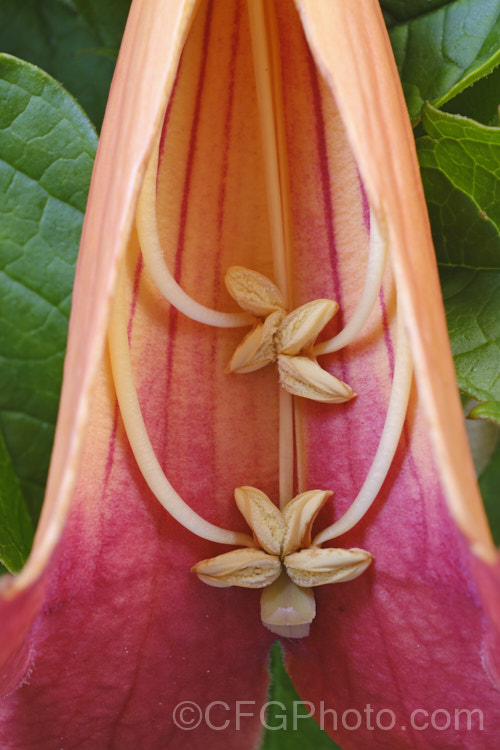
(246, 0), (295, 508)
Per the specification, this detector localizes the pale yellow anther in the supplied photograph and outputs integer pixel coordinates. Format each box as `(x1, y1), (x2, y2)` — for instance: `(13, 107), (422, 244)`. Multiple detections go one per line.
(234, 486), (286, 555)
(282, 490), (332, 556)
(278, 355), (355, 403)
(191, 547), (281, 589)
(225, 266), (285, 316)
(284, 547), (373, 587)
(226, 310), (284, 374)
(275, 299), (339, 356)
(224, 267), (354, 403)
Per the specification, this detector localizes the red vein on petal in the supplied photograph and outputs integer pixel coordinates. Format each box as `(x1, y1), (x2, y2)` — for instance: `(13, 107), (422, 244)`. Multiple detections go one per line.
(358, 170), (370, 229)
(305, 47), (343, 323)
(164, 0), (214, 447)
(213, 0), (241, 305)
(103, 405), (119, 493)
(174, 0), (214, 285)
(207, 1), (242, 498)
(159, 72), (180, 169)
(378, 285), (395, 375)
(127, 255), (144, 343)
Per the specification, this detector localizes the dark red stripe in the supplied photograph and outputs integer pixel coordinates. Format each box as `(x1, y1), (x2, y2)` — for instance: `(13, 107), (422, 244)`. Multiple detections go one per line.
(213, 0), (241, 305)
(102, 404), (119, 494)
(378, 285), (395, 376)
(207, 3), (242, 485)
(306, 49), (343, 314)
(127, 256), (144, 344)
(158, 73), (180, 169)
(173, 0), (214, 285)
(163, 0), (215, 450)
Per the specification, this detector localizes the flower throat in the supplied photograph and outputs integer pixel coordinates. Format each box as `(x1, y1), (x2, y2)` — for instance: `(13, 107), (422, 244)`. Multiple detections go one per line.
(108, 0), (413, 637)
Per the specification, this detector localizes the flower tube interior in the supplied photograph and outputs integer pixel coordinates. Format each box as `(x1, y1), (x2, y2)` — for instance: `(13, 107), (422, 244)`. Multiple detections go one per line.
(106, 0), (417, 636)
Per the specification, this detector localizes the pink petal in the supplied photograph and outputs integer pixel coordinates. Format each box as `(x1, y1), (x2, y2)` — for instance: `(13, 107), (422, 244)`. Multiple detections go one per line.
(0, 2), (498, 749)
(277, 2), (500, 745)
(1, 1), (278, 746)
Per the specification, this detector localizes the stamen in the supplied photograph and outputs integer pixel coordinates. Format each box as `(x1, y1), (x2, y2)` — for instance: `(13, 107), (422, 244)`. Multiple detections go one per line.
(192, 486), (371, 637)
(136, 136), (253, 328)
(108, 263), (254, 547)
(247, 0), (295, 508)
(313, 302), (413, 545)
(313, 210), (388, 355)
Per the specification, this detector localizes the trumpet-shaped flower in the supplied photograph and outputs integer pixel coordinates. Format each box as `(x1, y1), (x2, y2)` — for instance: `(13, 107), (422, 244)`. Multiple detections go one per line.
(1, 0), (499, 748)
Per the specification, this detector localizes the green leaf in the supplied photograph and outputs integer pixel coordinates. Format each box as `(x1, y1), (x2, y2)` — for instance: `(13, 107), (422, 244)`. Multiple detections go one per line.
(385, 0), (500, 122)
(0, 425), (33, 573)
(469, 400), (500, 423)
(442, 65), (500, 126)
(416, 105), (500, 413)
(0, 53), (97, 525)
(381, 0), (452, 25)
(0, 0), (131, 129)
(262, 643), (341, 749)
(479, 433), (500, 544)
(70, 0), (131, 45)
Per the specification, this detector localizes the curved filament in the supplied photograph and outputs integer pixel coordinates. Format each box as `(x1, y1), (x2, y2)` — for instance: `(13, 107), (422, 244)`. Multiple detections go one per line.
(314, 210), (387, 356)
(313, 302), (413, 545)
(136, 137), (253, 329)
(108, 264), (254, 547)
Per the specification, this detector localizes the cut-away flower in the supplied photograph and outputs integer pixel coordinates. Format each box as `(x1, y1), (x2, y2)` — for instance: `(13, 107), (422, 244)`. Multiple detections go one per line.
(1, 1), (499, 749)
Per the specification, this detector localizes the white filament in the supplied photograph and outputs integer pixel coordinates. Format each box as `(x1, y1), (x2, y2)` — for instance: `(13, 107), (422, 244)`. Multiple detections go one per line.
(313, 303), (413, 545)
(246, 0), (290, 306)
(108, 265), (254, 547)
(136, 138), (252, 328)
(247, 0), (295, 509)
(314, 210), (388, 356)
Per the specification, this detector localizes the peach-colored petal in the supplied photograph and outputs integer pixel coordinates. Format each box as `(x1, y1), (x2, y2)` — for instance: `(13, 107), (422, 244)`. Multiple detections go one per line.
(295, 0), (495, 562)
(0, 2), (498, 749)
(273, 2), (500, 746)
